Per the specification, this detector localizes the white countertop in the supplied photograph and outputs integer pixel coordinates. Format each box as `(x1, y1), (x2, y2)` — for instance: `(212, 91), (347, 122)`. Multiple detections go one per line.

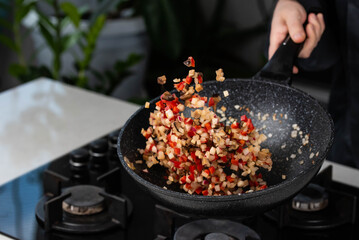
(0, 78), (139, 186)
(0, 78), (358, 188)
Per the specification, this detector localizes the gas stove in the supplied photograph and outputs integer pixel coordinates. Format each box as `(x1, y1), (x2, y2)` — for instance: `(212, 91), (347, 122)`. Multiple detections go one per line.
(0, 129), (358, 240)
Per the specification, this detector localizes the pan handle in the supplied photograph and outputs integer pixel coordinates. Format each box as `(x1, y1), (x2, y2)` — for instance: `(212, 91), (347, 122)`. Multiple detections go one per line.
(253, 35), (302, 86)
(254, 9), (321, 85)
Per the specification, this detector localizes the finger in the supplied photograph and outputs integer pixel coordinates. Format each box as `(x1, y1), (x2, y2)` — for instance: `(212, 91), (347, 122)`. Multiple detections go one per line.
(308, 13), (322, 39)
(298, 23), (318, 58)
(316, 13), (325, 34)
(293, 66), (299, 74)
(283, 9), (307, 43)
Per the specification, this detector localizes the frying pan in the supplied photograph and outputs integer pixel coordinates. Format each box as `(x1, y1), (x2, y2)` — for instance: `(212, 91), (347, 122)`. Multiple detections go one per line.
(117, 36), (334, 217)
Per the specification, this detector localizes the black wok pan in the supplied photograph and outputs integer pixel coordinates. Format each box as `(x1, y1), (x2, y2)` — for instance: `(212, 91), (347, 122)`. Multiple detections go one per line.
(117, 37), (334, 217)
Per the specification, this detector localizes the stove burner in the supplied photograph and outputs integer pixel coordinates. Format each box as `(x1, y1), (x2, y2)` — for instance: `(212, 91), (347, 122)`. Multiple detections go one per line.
(204, 232), (232, 240)
(62, 185), (105, 215)
(36, 185), (133, 233)
(265, 166), (357, 230)
(173, 219), (260, 240)
(292, 183), (328, 212)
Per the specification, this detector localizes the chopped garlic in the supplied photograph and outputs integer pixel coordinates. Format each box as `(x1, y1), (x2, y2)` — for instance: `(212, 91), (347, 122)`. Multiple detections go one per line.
(291, 130), (298, 138)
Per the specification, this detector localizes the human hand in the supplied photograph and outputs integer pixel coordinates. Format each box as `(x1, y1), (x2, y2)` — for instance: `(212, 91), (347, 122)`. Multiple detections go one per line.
(268, 0), (325, 73)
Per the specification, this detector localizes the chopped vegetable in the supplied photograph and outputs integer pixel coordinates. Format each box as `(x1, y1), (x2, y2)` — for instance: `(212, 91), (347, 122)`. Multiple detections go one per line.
(183, 56), (195, 67)
(157, 75), (167, 85)
(139, 57), (272, 196)
(216, 68), (225, 82)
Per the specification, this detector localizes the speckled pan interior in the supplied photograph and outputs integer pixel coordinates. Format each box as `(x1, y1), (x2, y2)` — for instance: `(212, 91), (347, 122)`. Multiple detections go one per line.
(118, 78), (334, 217)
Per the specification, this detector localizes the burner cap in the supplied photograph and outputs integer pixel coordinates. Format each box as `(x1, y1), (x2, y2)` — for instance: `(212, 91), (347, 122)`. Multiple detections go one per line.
(62, 185), (105, 215)
(174, 219), (260, 240)
(205, 233), (231, 240)
(292, 183), (328, 212)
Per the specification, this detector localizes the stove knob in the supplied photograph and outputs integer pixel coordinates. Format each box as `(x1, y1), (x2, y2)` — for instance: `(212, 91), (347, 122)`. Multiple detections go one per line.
(108, 129), (120, 149)
(69, 148), (90, 168)
(90, 138), (108, 156)
(108, 130), (121, 161)
(90, 139), (108, 170)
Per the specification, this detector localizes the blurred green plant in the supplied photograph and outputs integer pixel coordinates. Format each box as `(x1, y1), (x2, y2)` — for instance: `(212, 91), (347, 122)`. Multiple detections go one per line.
(89, 53), (143, 95)
(64, 52), (143, 95)
(0, 0), (40, 80)
(139, 0), (270, 98)
(0, 0), (142, 95)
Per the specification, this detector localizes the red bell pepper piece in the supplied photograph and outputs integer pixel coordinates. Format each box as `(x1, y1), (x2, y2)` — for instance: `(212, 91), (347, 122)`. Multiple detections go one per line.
(180, 155), (188, 162)
(173, 161), (181, 168)
(184, 76), (192, 85)
(209, 166), (215, 174)
(202, 190), (209, 196)
(197, 73), (203, 83)
(191, 151), (197, 161)
(184, 118), (193, 125)
(172, 106), (179, 114)
(240, 131), (248, 136)
(187, 130), (195, 137)
(197, 163), (203, 172)
(189, 57), (195, 67)
(231, 158), (239, 166)
(189, 165), (196, 174)
(174, 81), (185, 91)
(174, 148), (181, 155)
(247, 118), (254, 132)
(188, 173), (195, 181)
(208, 97), (215, 107)
(156, 100), (165, 109)
(168, 141), (177, 148)
(180, 176), (186, 184)
(226, 175), (234, 182)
